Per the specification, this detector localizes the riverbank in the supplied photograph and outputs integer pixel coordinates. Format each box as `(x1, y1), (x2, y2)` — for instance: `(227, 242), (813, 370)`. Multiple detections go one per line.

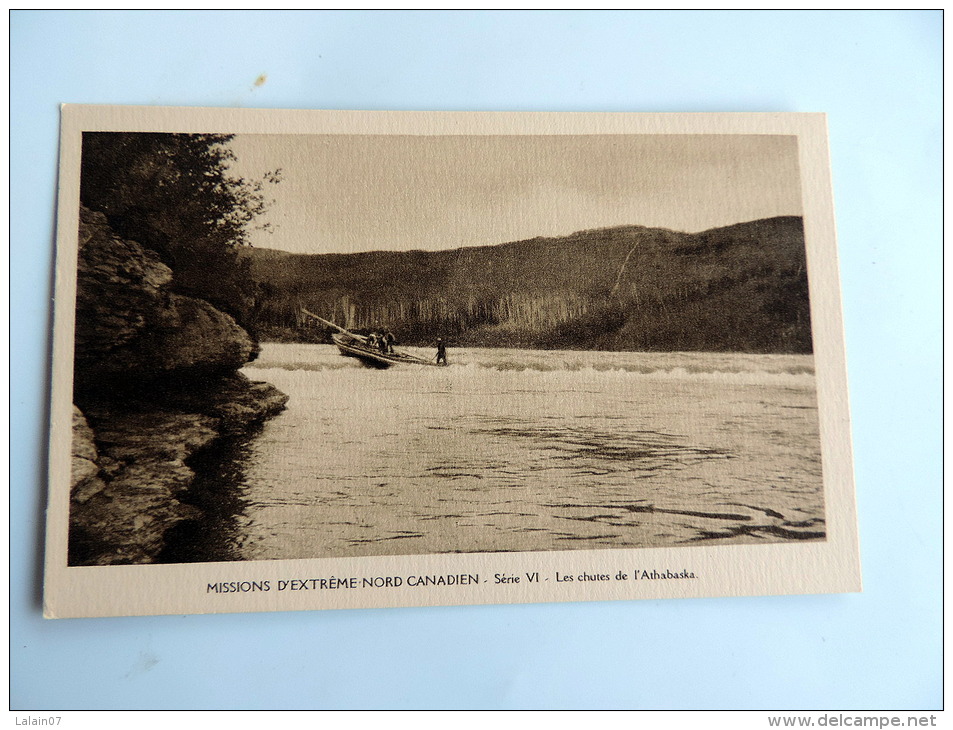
(67, 208), (288, 566)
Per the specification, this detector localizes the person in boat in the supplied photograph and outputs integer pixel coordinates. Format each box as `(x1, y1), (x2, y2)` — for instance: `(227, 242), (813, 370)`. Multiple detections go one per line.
(435, 338), (447, 365)
(366, 332), (379, 350)
(378, 331), (388, 354)
(384, 330), (395, 353)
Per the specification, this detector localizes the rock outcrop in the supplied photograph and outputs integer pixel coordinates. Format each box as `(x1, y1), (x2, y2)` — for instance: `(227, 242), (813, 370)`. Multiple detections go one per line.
(74, 208), (257, 388)
(68, 208), (288, 566)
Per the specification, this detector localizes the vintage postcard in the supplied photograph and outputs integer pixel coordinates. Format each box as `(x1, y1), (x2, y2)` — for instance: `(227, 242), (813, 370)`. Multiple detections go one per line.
(44, 106), (860, 618)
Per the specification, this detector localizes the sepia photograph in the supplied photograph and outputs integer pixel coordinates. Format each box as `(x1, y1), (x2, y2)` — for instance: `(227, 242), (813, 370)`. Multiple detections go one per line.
(45, 107), (858, 616)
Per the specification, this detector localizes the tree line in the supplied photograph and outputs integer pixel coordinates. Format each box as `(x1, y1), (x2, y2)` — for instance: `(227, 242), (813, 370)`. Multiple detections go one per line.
(79, 132), (280, 331)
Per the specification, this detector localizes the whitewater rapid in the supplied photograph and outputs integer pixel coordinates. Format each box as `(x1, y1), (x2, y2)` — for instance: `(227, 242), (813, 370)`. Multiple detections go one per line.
(249, 343), (816, 382)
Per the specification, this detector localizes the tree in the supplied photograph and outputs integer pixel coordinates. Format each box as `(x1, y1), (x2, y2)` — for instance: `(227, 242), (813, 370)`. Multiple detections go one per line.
(79, 132), (280, 327)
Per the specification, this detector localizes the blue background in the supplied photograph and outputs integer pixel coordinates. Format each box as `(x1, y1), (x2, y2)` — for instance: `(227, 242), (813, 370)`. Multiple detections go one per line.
(10, 10), (941, 710)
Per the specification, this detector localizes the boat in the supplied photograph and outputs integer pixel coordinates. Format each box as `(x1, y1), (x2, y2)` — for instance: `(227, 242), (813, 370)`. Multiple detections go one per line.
(302, 310), (446, 369)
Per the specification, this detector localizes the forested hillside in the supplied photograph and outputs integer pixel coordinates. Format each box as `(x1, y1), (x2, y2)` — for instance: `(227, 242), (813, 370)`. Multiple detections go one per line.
(242, 216), (812, 353)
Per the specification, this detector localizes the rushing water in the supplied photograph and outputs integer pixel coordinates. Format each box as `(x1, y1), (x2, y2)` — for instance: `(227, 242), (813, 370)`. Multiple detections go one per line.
(164, 344), (825, 563)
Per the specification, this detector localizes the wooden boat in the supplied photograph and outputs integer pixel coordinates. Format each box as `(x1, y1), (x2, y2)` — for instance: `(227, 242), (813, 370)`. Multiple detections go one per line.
(302, 310), (446, 369)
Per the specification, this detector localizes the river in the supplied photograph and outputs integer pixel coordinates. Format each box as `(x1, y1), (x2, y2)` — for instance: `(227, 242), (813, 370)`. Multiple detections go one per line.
(162, 343), (825, 562)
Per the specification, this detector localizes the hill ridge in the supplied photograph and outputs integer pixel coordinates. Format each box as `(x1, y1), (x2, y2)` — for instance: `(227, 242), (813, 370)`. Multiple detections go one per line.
(243, 216), (812, 353)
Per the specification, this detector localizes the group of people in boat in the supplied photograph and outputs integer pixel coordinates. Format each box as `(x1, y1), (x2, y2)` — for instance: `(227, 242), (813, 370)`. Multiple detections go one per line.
(362, 329), (447, 364)
(365, 330), (396, 354)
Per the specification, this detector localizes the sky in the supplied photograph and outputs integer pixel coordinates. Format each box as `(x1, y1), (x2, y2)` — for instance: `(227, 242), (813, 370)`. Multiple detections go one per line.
(227, 133), (803, 255)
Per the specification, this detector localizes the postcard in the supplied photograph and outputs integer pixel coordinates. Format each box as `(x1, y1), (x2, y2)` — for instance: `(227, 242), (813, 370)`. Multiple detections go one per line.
(44, 106), (860, 617)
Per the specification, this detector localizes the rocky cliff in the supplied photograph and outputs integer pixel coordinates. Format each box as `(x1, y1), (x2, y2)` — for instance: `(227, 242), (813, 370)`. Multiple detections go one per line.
(68, 208), (288, 566)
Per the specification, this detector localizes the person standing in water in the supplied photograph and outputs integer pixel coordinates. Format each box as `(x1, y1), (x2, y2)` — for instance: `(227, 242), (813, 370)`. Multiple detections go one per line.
(435, 338), (448, 365)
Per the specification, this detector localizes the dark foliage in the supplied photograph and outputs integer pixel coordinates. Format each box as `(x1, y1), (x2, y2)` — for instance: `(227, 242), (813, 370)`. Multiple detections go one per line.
(80, 132), (279, 327)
